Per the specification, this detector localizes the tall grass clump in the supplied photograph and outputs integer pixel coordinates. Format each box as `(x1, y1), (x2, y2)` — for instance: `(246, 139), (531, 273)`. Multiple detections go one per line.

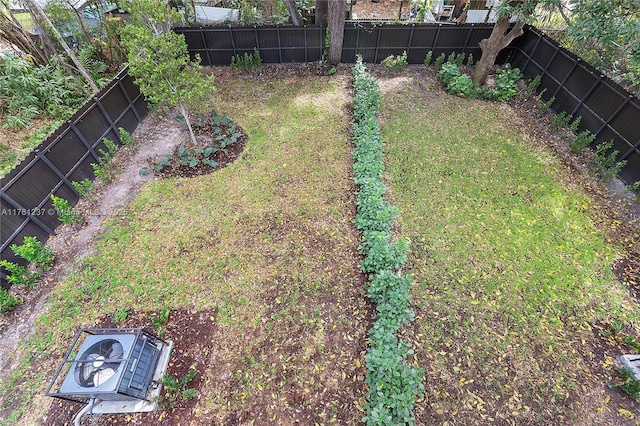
(352, 55), (424, 425)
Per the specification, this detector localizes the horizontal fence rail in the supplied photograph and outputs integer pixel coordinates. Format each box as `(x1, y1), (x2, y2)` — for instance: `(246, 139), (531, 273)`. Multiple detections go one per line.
(0, 67), (148, 288)
(511, 25), (640, 186)
(174, 22), (517, 66)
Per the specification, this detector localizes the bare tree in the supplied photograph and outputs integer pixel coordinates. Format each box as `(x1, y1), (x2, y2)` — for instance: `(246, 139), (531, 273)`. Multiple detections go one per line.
(327, 0), (345, 65)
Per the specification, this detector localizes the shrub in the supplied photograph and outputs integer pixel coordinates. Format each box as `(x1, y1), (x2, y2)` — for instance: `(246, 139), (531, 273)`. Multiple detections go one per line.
(527, 75), (542, 96)
(0, 260), (39, 287)
(51, 195), (83, 225)
(540, 96), (555, 113)
(569, 116), (582, 133)
(570, 130), (596, 153)
(10, 236), (53, 270)
(423, 51), (433, 66)
(592, 140), (627, 182)
(352, 56), (423, 424)
(0, 288), (22, 314)
(230, 48), (262, 71)
(486, 65), (523, 101)
(434, 52), (447, 70)
(552, 111), (573, 128)
(381, 51), (408, 72)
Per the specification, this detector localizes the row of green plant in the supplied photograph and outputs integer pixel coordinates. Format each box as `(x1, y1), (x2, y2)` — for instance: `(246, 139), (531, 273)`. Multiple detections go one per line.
(424, 51), (476, 70)
(527, 76), (637, 192)
(435, 60), (523, 101)
(352, 56), (424, 425)
(0, 237), (54, 313)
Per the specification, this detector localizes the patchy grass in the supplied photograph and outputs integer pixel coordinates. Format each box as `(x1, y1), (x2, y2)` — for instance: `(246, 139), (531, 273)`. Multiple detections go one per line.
(379, 69), (640, 425)
(0, 71), (370, 425)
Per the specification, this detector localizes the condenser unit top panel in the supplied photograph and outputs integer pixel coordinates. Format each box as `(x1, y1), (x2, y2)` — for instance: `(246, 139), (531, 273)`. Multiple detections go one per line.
(57, 333), (137, 396)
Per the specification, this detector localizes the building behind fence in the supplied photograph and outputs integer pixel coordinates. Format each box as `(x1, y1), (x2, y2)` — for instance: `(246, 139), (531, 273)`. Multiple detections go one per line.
(2, 22), (639, 288)
(0, 67), (148, 287)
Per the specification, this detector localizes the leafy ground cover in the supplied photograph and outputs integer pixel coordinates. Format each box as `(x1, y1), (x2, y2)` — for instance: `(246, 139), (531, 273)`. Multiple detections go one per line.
(377, 66), (640, 425)
(0, 67), (371, 425)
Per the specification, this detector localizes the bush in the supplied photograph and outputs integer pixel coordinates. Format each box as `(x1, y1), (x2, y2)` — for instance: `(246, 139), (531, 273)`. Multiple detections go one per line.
(10, 236), (53, 270)
(436, 62), (522, 101)
(570, 130), (596, 153)
(0, 288), (22, 314)
(381, 51), (408, 72)
(230, 48), (262, 71)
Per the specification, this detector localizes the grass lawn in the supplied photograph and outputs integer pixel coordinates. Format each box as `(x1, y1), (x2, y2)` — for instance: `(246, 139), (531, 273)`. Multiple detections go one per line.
(2, 64), (640, 426)
(0, 71), (370, 424)
(379, 68), (640, 425)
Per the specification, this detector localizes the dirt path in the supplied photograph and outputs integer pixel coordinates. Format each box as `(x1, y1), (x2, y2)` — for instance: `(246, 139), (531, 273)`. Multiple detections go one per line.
(0, 111), (187, 378)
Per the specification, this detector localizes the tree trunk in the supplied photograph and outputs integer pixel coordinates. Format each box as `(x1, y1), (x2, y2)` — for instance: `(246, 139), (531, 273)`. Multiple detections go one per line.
(21, 0), (100, 92)
(472, 15), (524, 85)
(281, 0), (303, 25)
(315, 0), (328, 25)
(0, 13), (49, 65)
(327, 0), (345, 65)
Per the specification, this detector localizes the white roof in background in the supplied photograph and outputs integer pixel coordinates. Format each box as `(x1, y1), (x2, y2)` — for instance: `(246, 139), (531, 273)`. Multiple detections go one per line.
(195, 6), (239, 23)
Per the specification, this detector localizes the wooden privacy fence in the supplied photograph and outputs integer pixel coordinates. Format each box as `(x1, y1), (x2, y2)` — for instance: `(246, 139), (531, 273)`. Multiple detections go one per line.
(0, 67), (148, 288)
(174, 22), (516, 66)
(511, 25), (640, 186)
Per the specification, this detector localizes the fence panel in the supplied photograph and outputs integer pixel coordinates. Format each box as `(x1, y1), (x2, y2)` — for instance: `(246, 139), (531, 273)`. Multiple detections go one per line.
(0, 68), (147, 288)
(512, 26), (640, 185)
(176, 23), (512, 66)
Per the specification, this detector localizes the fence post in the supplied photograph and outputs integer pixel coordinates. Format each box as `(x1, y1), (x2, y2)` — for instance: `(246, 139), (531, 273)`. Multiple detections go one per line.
(254, 25), (260, 54)
(229, 25), (237, 57)
(432, 24), (442, 53)
(0, 192), (55, 238)
(34, 150), (79, 196)
(304, 25), (308, 63)
(93, 97), (121, 144)
(374, 25), (382, 63)
(594, 95), (632, 140)
(521, 29), (542, 73)
(354, 24), (360, 62)
(200, 27), (212, 66)
(551, 57), (581, 99)
(277, 26), (283, 63)
(569, 73), (604, 117)
(408, 24), (415, 59)
(117, 80), (141, 123)
(462, 24), (474, 53)
(69, 121), (99, 162)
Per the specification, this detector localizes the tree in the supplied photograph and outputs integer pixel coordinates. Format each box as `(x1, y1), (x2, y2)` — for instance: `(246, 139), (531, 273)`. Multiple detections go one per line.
(472, 0), (536, 85)
(281, 0), (303, 25)
(119, 0), (215, 145)
(0, 4), (50, 65)
(20, 0), (99, 91)
(567, 0), (640, 88)
(315, 0), (328, 25)
(327, 0), (345, 65)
